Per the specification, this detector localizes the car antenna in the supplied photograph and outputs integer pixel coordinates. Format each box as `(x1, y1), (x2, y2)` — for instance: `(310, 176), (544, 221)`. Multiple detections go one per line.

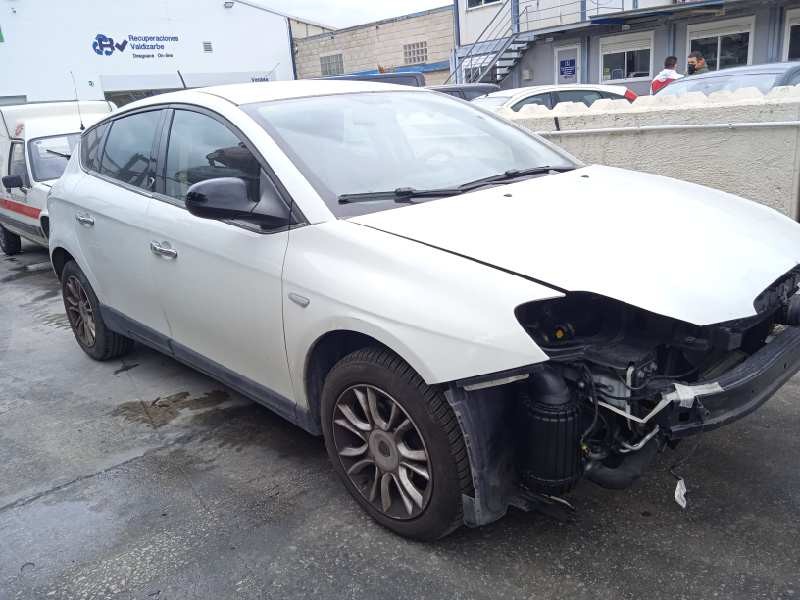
(69, 70), (85, 131)
(177, 70), (187, 89)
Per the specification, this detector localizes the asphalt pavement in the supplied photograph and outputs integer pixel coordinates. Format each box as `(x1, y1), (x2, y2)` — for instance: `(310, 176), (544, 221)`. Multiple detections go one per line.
(1, 243), (799, 600)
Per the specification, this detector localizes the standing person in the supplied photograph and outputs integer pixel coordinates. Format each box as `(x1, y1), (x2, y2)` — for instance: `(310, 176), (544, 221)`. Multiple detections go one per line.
(687, 51), (709, 75)
(651, 56), (683, 94)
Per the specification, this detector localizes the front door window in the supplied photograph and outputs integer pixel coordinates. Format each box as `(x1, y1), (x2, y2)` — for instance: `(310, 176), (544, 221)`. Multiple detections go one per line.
(8, 142), (30, 188)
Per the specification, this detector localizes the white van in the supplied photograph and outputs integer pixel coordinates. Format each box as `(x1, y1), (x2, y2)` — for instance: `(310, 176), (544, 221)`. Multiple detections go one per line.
(0, 101), (115, 255)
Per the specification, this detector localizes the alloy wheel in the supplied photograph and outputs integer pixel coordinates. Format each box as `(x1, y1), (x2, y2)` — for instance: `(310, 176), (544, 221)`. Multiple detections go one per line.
(64, 275), (96, 347)
(332, 384), (432, 520)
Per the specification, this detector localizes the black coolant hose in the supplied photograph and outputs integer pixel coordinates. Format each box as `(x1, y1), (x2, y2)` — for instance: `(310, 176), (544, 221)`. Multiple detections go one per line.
(584, 438), (660, 490)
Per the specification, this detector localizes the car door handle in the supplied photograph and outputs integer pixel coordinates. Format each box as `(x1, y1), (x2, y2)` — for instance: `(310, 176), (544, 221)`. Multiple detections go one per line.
(150, 241), (178, 259)
(75, 213), (94, 227)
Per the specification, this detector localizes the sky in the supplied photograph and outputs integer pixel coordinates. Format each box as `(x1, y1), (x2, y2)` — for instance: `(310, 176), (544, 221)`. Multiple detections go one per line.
(252, 0), (451, 28)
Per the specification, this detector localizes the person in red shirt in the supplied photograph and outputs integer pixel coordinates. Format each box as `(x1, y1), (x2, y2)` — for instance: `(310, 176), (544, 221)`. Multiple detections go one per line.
(651, 56), (684, 94)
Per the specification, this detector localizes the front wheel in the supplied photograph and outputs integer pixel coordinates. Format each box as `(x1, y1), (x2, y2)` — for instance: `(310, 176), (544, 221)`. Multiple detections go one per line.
(0, 226), (21, 256)
(61, 260), (133, 360)
(321, 347), (473, 540)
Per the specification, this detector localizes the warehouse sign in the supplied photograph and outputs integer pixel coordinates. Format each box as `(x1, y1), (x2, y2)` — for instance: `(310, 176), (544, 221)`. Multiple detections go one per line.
(92, 33), (178, 60)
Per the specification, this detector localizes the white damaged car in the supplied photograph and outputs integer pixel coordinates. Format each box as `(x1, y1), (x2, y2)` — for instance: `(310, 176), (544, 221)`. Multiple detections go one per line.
(48, 81), (800, 540)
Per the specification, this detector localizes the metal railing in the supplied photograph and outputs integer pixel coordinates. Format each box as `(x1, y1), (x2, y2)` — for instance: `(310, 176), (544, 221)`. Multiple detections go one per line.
(445, 0), (516, 84)
(449, 0), (628, 85)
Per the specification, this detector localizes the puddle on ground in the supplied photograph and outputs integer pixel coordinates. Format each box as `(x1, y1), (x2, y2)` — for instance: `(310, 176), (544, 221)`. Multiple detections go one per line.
(112, 390), (231, 428)
(25, 288), (61, 305)
(113, 362), (139, 375)
(40, 313), (71, 330)
(1, 267), (40, 283)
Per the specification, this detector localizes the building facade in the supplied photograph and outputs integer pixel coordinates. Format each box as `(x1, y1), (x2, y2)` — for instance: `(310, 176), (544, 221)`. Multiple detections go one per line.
(0, 0), (329, 106)
(452, 0), (800, 95)
(294, 6), (455, 86)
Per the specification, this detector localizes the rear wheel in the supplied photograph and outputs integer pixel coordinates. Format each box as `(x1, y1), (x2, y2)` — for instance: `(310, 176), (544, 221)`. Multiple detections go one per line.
(321, 347), (473, 540)
(0, 226), (21, 256)
(61, 260), (133, 360)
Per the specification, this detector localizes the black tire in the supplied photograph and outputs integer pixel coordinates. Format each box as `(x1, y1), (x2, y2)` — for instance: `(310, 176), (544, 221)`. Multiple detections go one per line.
(0, 225), (22, 256)
(321, 347), (473, 541)
(61, 260), (133, 361)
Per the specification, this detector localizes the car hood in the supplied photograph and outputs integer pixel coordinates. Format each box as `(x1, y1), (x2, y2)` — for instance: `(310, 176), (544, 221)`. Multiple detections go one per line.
(350, 165), (800, 325)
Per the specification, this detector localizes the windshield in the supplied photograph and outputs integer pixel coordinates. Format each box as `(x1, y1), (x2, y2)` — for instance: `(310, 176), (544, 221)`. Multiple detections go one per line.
(471, 95), (512, 108)
(244, 91), (574, 217)
(657, 72), (780, 96)
(28, 134), (80, 181)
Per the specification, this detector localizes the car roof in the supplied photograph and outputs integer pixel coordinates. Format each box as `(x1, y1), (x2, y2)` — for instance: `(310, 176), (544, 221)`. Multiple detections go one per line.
(124, 79), (428, 111)
(685, 61), (800, 79)
(22, 116), (93, 140)
(482, 83), (628, 100)
(428, 83), (500, 91)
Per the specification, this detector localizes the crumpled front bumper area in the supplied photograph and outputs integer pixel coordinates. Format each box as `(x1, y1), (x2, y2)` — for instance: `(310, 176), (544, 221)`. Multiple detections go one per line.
(664, 325), (800, 439)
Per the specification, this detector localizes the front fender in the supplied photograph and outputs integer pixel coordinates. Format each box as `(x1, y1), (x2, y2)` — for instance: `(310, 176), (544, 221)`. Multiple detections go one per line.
(283, 220), (562, 408)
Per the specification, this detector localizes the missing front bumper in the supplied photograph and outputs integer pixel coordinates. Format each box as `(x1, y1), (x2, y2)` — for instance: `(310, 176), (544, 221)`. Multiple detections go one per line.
(664, 325), (800, 439)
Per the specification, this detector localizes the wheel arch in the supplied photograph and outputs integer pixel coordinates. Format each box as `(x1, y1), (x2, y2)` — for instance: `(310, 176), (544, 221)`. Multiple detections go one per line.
(303, 329), (424, 428)
(50, 246), (75, 280)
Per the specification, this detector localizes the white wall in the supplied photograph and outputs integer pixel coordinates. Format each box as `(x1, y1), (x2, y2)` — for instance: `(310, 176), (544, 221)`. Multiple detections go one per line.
(504, 86), (800, 218)
(458, 0), (505, 45)
(0, 0), (294, 103)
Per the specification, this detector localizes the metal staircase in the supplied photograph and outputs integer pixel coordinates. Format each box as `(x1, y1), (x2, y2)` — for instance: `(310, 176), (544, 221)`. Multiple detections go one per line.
(448, 0), (627, 85)
(446, 0), (532, 85)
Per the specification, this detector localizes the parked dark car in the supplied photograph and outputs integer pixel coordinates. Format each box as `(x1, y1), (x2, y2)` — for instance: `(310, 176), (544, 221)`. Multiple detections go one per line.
(428, 83), (501, 100)
(322, 72), (426, 87)
(656, 61), (800, 96)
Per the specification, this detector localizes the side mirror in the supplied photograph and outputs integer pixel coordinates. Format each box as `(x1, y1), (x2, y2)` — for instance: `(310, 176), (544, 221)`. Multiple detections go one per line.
(2, 174), (24, 190)
(185, 176), (291, 227)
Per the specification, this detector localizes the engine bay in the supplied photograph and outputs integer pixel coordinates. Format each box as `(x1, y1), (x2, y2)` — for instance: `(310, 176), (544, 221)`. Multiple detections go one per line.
(511, 274), (800, 495)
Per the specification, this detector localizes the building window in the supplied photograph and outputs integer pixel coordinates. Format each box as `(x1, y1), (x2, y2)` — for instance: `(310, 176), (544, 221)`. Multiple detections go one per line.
(464, 65), (496, 83)
(467, 0), (500, 7)
(599, 32), (653, 82)
(404, 41), (428, 65)
(320, 54), (344, 77)
(203, 41), (213, 53)
(784, 8), (800, 61)
(789, 25), (800, 60)
(687, 17), (753, 71)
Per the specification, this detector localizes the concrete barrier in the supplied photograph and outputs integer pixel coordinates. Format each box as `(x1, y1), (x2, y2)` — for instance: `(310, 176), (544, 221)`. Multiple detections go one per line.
(506, 86), (800, 219)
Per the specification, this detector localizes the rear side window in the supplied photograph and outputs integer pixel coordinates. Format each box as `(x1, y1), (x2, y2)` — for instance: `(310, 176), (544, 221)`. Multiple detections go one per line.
(100, 110), (162, 190)
(163, 110), (261, 203)
(80, 123), (108, 172)
(556, 90), (604, 106)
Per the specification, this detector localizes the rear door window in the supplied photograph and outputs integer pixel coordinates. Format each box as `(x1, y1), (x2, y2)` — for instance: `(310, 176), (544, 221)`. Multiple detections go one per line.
(512, 93), (553, 111)
(100, 110), (163, 190)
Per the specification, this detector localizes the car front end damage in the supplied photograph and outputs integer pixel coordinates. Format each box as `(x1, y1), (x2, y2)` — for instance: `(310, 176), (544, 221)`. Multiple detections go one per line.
(446, 267), (800, 527)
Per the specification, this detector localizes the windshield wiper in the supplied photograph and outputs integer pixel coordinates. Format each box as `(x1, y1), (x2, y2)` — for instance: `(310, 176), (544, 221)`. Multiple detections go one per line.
(457, 165), (575, 192)
(45, 149), (72, 159)
(336, 166), (576, 204)
(338, 187), (462, 204)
